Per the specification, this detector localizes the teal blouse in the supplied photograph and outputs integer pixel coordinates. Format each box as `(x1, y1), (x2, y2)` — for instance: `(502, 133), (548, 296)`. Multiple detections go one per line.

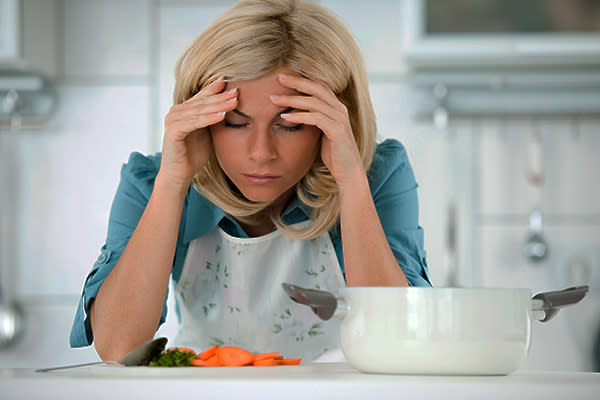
(70, 138), (431, 347)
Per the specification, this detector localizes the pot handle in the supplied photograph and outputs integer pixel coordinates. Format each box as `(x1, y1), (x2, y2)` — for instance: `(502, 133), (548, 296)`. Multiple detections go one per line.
(532, 285), (589, 322)
(282, 283), (338, 321)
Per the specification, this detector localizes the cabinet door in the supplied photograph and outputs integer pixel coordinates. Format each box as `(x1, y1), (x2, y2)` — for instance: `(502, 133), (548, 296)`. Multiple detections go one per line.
(0, 0), (21, 64)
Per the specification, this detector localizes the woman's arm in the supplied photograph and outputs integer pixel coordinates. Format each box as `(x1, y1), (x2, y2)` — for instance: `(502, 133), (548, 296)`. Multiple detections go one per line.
(272, 74), (411, 287)
(90, 78), (238, 361)
(90, 175), (187, 360)
(337, 170), (409, 287)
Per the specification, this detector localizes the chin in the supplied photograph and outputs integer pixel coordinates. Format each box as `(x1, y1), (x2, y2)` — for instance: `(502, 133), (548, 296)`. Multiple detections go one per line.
(238, 189), (280, 204)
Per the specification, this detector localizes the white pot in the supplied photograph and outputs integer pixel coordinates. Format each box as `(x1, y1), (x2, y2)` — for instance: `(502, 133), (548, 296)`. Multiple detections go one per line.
(282, 284), (588, 375)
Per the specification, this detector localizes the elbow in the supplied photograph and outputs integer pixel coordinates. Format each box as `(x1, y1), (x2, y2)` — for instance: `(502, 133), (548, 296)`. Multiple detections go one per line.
(89, 300), (145, 362)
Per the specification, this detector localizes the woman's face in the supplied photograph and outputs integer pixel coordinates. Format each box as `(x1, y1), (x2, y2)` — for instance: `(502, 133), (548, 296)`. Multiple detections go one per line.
(210, 68), (322, 208)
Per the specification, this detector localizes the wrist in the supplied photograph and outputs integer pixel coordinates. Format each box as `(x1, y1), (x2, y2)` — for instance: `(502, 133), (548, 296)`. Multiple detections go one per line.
(154, 171), (192, 199)
(337, 167), (368, 198)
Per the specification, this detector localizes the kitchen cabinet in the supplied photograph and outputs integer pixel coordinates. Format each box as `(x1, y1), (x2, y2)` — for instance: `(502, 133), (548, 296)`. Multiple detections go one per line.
(0, 0), (21, 66)
(63, 0), (150, 80)
(1, 363), (599, 400)
(6, 0), (146, 81)
(0, 0), (60, 78)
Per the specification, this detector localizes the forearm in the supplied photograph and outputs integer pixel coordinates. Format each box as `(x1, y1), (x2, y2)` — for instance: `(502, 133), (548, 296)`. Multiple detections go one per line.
(339, 171), (409, 287)
(90, 173), (187, 360)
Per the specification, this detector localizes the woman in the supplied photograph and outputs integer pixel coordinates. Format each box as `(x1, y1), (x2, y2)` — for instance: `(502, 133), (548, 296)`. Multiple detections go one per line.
(70, 0), (430, 362)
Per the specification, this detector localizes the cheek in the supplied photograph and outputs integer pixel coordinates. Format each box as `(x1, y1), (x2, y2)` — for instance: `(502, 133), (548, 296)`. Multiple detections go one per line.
(284, 131), (321, 167)
(210, 130), (241, 172)
(299, 129), (322, 155)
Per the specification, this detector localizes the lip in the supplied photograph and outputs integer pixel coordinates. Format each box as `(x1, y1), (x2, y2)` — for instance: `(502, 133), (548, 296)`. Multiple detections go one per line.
(242, 174), (281, 184)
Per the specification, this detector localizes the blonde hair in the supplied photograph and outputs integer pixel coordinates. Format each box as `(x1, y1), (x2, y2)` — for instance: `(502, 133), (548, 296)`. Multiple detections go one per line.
(173, 0), (376, 239)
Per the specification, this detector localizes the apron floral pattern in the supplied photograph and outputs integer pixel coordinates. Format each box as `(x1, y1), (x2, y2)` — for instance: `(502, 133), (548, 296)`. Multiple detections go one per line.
(172, 222), (346, 362)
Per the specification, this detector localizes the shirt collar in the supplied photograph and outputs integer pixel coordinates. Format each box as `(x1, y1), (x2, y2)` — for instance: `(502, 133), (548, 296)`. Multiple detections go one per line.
(182, 188), (225, 244)
(281, 195), (312, 222)
(182, 188), (313, 244)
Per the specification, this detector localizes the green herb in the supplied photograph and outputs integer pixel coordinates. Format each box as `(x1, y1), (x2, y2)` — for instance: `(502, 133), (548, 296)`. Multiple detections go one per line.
(148, 348), (196, 367)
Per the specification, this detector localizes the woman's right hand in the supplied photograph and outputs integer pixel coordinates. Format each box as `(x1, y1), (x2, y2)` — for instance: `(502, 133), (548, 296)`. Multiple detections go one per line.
(159, 77), (238, 189)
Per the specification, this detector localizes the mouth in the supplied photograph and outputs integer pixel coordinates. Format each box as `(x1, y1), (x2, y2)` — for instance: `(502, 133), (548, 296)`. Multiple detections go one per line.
(242, 174), (282, 184)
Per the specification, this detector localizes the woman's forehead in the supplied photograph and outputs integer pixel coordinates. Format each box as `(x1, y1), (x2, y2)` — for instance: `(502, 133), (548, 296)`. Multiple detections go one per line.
(224, 68), (300, 96)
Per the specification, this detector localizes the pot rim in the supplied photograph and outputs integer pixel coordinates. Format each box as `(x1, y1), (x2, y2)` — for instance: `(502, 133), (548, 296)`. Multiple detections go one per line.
(340, 286), (533, 293)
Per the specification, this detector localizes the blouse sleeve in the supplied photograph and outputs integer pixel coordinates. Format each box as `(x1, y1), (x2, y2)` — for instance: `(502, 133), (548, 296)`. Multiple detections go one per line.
(69, 152), (168, 347)
(369, 139), (431, 287)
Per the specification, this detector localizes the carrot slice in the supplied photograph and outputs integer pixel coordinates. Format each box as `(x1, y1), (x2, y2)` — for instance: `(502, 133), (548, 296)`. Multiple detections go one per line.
(217, 346), (254, 367)
(192, 354), (221, 367)
(205, 354), (220, 366)
(253, 358), (279, 367)
(192, 345), (300, 367)
(253, 352), (280, 362)
(279, 358), (302, 365)
(197, 345), (219, 360)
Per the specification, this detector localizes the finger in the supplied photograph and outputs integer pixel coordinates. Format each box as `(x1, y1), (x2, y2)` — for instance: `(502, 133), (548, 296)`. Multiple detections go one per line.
(171, 98), (237, 125)
(173, 95), (237, 118)
(277, 74), (342, 111)
(270, 94), (342, 121)
(280, 111), (343, 137)
(190, 87), (237, 107)
(166, 96), (237, 136)
(168, 111), (227, 138)
(189, 76), (228, 100)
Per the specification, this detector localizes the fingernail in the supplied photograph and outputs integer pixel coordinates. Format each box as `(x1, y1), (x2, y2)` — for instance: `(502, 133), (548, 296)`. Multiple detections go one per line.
(270, 95), (281, 101)
(278, 74), (290, 81)
(226, 88), (237, 95)
(225, 97), (237, 104)
(280, 113), (289, 119)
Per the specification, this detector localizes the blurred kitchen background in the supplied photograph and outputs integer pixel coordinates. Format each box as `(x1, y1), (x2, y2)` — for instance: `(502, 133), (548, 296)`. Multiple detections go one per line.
(1, 0), (599, 371)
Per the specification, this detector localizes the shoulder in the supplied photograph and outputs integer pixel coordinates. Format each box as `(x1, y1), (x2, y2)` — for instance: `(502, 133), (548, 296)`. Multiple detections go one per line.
(122, 151), (162, 179)
(367, 138), (416, 195)
(118, 152), (162, 196)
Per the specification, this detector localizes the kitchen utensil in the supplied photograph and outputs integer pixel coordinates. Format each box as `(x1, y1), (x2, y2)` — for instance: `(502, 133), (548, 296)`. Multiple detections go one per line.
(36, 337), (168, 372)
(282, 283), (588, 375)
(523, 126), (549, 263)
(523, 208), (549, 263)
(0, 285), (24, 349)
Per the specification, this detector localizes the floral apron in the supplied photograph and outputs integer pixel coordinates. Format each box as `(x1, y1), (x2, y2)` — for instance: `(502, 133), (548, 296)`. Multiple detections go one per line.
(172, 222), (346, 362)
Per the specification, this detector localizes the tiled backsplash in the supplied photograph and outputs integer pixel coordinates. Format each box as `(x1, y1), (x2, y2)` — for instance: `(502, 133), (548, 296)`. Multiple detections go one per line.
(0, 0), (598, 371)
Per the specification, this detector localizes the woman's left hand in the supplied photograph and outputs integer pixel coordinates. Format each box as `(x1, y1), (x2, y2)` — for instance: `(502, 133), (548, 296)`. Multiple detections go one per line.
(270, 74), (365, 187)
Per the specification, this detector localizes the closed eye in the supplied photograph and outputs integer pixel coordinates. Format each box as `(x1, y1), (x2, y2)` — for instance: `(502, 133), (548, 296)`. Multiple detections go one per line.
(223, 120), (249, 129)
(278, 123), (304, 132)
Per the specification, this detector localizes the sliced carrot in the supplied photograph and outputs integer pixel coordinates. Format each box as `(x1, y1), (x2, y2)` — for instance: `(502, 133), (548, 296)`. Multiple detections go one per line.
(196, 345), (219, 361)
(253, 358), (279, 367)
(191, 359), (207, 366)
(191, 345), (299, 367)
(205, 354), (221, 367)
(253, 352), (280, 362)
(191, 354), (221, 367)
(279, 358), (302, 365)
(217, 346), (254, 367)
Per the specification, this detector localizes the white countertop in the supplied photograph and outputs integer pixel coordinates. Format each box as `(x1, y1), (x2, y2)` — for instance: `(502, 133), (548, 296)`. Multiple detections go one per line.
(1, 363), (599, 400)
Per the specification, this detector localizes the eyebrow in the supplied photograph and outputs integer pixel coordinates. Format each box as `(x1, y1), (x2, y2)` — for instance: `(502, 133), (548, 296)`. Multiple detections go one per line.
(231, 107), (296, 119)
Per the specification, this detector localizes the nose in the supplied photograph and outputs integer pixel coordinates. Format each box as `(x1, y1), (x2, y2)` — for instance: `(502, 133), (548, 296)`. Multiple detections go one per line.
(248, 128), (277, 162)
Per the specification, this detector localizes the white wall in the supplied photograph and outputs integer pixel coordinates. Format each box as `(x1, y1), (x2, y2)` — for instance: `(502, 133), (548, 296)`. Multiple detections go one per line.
(0, 0), (598, 372)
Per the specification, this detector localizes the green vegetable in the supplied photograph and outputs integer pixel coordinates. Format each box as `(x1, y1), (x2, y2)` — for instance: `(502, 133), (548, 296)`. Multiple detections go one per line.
(149, 348), (196, 367)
